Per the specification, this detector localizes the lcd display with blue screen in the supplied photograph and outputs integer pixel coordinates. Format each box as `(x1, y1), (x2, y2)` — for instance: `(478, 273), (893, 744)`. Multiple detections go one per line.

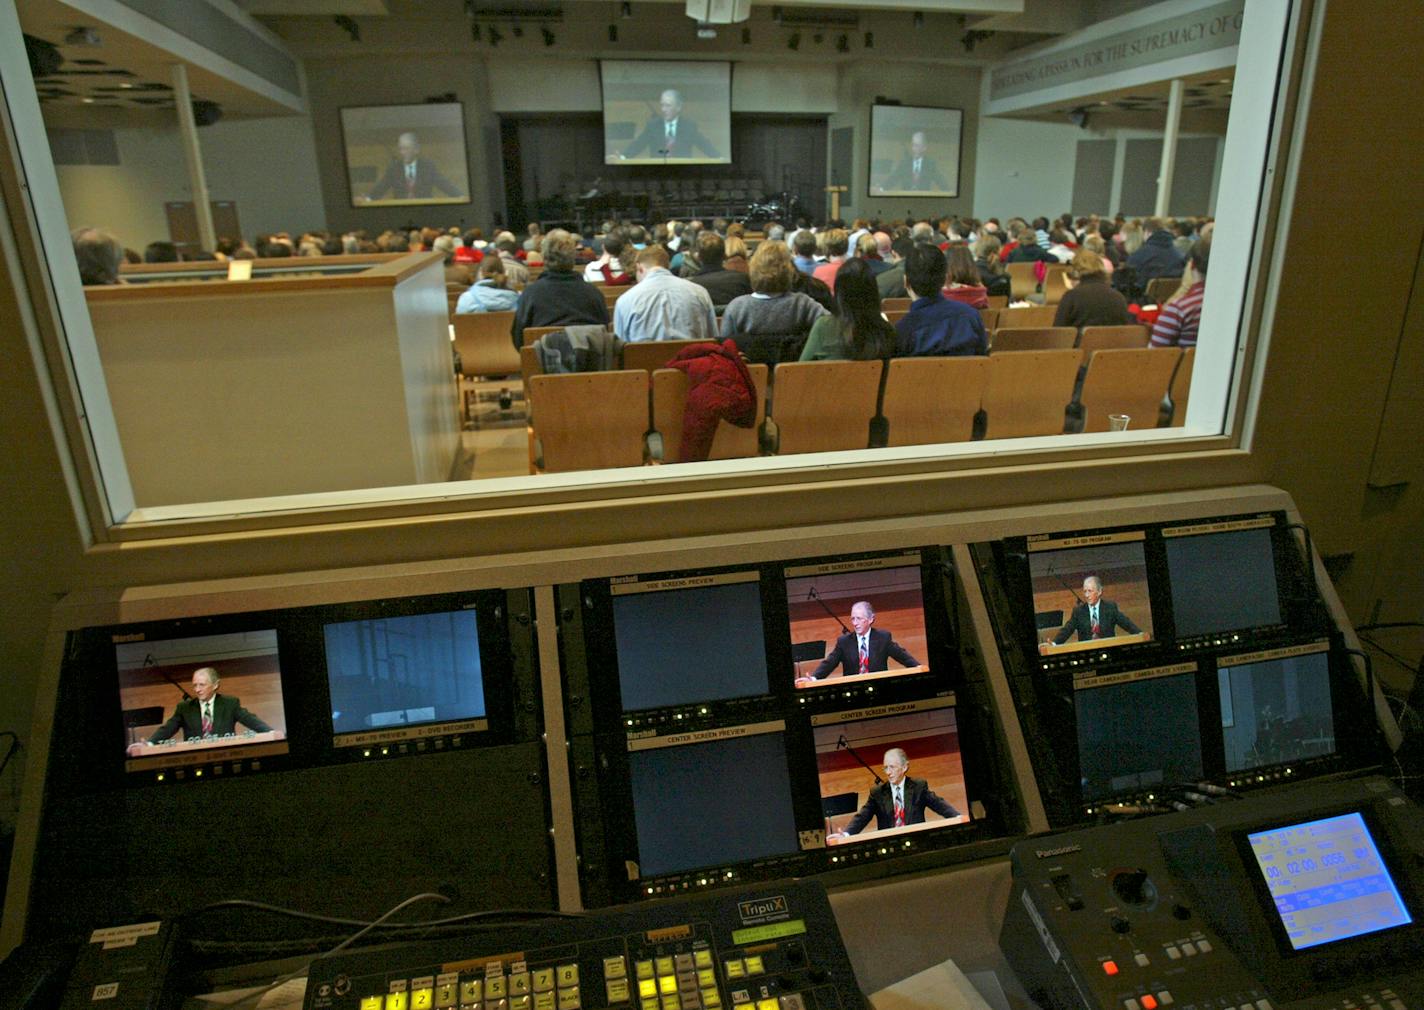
(1248, 812), (1413, 950)
(323, 609), (487, 746)
(1165, 525), (1282, 637)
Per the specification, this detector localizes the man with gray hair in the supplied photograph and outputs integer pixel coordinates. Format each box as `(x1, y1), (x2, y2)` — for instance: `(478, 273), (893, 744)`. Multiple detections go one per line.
(494, 231), (530, 288)
(1043, 574), (1143, 651)
(510, 229), (609, 349)
(135, 666), (274, 751)
(72, 227), (123, 285)
(832, 746), (960, 838)
(621, 88), (721, 160)
(360, 130), (461, 202)
(801, 600), (920, 683)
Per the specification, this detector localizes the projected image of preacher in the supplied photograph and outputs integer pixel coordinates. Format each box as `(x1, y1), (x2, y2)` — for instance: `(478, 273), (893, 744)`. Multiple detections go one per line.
(359, 131), (461, 202)
(875, 130), (950, 193)
(621, 89), (720, 160)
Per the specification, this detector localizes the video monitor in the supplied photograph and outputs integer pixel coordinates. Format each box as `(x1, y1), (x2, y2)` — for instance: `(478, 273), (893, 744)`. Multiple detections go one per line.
(1029, 532), (1155, 659)
(601, 60), (732, 165)
(1218, 644), (1336, 774)
(117, 630), (288, 772)
(1247, 812), (1413, 951)
(1164, 518), (1284, 638)
(868, 104), (963, 198)
(611, 571), (769, 711)
(323, 609), (488, 748)
(811, 700), (969, 847)
(1073, 663), (1202, 802)
(627, 725), (799, 878)
(341, 102), (470, 208)
(786, 553), (929, 690)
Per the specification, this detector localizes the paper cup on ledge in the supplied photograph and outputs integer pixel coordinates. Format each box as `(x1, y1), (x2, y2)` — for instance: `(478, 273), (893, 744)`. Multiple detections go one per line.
(1108, 414), (1131, 431)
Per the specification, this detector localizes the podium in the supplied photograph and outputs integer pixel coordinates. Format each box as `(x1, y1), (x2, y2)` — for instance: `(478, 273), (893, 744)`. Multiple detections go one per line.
(825, 185), (848, 221)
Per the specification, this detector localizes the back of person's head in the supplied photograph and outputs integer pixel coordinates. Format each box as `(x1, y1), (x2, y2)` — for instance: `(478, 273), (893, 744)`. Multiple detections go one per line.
(793, 230), (817, 257)
(1082, 233), (1106, 256)
(748, 240), (794, 295)
(832, 258), (895, 360)
(946, 245), (980, 287)
(541, 229), (578, 271)
(479, 254), (508, 286)
(697, 231), (726, 268)
(727, 222), (745, 239)
(1121, 221), (1144, 254)
(766, 223), (785, 241)
(1068, 248), (1106, 281)
(603, 231), (627, 258)
(1049, 228), (1072, 246)
(875, 232), (893, 257)
(904, 243), (948, 297)
(495, 231), (519, 253)
(463, 228), (482, 247)
(386, 233), (411, 253)
(420, 226), (440, 249)
(891, 236), (916, 262)
(322, 237), (344, 256)
(1144, 216), (1165, 234)
(72, 227), (124, 285)
(635, 244), (670, 272)
(258, 238), (293, 258)
(910, 222), (934, 245)
(855, 233), (879, 258)
(824, 229), (849, 257)
(1175, 218), (1196, 237)
(432, 234), (458, 261)
(1032, 216), (1050, 232)
(215, 236), (240, 257)
(712, 217), (728, 236)
(1015, 228), (1037, 247)
(1189, 235), (1211, 277)
(724, 235), (748, 262)
(143, 240), (179, 263)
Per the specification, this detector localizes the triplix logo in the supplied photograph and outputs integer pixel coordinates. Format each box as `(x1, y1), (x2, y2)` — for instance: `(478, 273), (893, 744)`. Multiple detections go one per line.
(737, 896), (789, 923)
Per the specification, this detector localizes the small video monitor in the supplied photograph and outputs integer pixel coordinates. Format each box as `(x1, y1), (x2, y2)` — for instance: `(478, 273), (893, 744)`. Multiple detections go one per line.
(811, 701), (968, 847)
(1247, 811), (1413, 950)
(611, 571), (769, 711)
(117, 630), (288, 771)
(626, 727), (800, 877)
(1073, 663), (1202, 802)
(785, 552), (929, 689)
(1218, 645), (1336, 773)
(1028, 532), (1154, 659)
(323, 609), (488, 747)
(1164, 519), (1283, 638)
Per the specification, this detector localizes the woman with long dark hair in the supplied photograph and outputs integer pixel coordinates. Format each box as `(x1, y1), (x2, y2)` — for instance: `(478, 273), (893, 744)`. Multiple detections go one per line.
(799, 257), (898, 361)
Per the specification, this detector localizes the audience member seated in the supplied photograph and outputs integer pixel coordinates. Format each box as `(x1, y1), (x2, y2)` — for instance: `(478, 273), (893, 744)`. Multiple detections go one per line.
(942, 245), (990, 309)
(973, 235), (1011, 297)
(1046, 228), (1077, 262)
(792, 230), (819, 276)
(1151, 236), (1209, 349)
(524, 222), (543, 253)
(896, 244), (988, 358)
(143, 240), (179, 264)
(1123, 217), (1186, 288)
(687, 232), (753, 308)
(800, 258), (898, 362)
(510, 229), (609, 349)
(723, 235), (750, 273)
(813, 229), (850, 290)
(877, 235), (915, 299)
(494, 231), (531, 288)
(1007, 228), (1053, 264)
(614, 245), (718, 343)
(455, 228), (485, 264)
(457, 256), (520, 314)
(321, 237), (343, 256)
(855, 232), (892, 277)
(670, 223), (701, 274)
(1053, 250), (1133, 329)
(584, 230), (635, 284)
(72, 227), (123, 285)
(1081, 233), (1114, 276)
(721, 240), (829, 342)
(434, 235), (474, 288)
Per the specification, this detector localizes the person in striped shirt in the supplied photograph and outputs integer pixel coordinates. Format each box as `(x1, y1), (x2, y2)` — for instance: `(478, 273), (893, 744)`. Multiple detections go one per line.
(1151, 237), (1210, 348)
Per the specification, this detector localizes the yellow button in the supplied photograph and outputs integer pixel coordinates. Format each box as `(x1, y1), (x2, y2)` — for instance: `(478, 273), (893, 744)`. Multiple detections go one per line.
(656, 958), (675, 976)
(436, 984), (458, 1009)
(558, 966), (580, 988)
(607, 980), (630, 1003)
(743, 959), (763, 976)
(362, 998), (384, 1010)
(723, 962), (745, 980)
(536, 993), (557, 1010)
(462, 981), (484, 1003)
(605, 957), (628, 980)
(639, 980), (658, 999)
(758, 1000), (779, 1010)
(732, 995), (752, 1007)
(488, 979), (508, 999)
(489, 999), (509, 1010)
(662, 998), (680, 1010)
(558, 988), (581, 1010)
(512, 997), (531, 1010)
(533, 971), (556, 993)
(694, 952), (713, 970)
(696, 971), (715, 989)
(642, 1000), (660, 1010)
(511, 975), (531, 996)
(387, 995), (410, 1010)
(413, 990), (434, 1010)
(637, 962), (655, 981)
(659, 976), (678, 995)
(701, 989), (721, 1008)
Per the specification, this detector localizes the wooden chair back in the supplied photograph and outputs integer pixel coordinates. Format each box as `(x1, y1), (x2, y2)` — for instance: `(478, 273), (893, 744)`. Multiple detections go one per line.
(882, 297), (912, 314)
(522, 325), (564, 347)
(1042, 265), (1072, 304)
(1078, 325), (1150, 353)
(885, 309), (908, 326)
(1166, 346), (1196, 426)
(1078, 347), (1182, 432)
(978, 308), (999, 330)
(1144, 276), (1181, 305)
(623, 340), (718, 375)
(881, 357), (990, 446)
(651, 364), (768, 462)
(987, 294), (1009, 309)
(1006, 262), (1040, 301)
(452, 312), (520, 378)
(981, 349), (1080, 438)
(991, 327), (1077, 352)
(768, 360), (883, 454)
(528, 370), (649, 472)
(997, 304), (1058, 329)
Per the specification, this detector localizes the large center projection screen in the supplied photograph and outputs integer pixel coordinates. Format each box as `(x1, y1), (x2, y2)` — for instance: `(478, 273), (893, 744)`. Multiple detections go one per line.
(602, 61), (732, 165)
(869, 105), (963, 198)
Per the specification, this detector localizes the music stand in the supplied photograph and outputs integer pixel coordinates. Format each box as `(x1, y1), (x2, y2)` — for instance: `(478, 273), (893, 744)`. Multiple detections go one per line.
(792, 640), (826, 680)
(122, 706), (165, 745)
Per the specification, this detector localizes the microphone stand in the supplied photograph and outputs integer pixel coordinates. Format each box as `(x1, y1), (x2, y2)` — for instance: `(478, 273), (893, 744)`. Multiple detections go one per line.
(837, 735), (883, 785)
(808, 586), (850, 634)
(146, 654), (192, 700)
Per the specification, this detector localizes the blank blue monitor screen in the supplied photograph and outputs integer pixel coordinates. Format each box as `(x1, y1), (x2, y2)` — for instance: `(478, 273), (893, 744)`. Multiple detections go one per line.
(1218, 651), (1335, 773)
(323, 610), (486, 737)
(1166, 528), (1282, 637)
(1248, 812), (1412, 950)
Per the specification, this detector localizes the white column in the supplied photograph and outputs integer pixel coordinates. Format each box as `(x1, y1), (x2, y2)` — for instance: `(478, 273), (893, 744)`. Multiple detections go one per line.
(170, 63), (216, 252)
(1154, 77), (1185, 218)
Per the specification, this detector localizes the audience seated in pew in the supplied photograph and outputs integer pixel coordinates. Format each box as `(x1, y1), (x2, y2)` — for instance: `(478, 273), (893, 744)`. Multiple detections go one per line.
(896, 244), (988, 358)
(1052, 250), (1133, 330)
(722, 241), (829, 346)
(942, 246), (990, 310)
(800, 258), (898, 362)
(1151, 236), (1210, 349)
(510, 230), (609, 350)
(582, 230), (635, 284)
(1120, 216), (1185, 291)
(457, 256), (520, 315)
(687, 232), (752, 308)
(613, 245), (718, 344)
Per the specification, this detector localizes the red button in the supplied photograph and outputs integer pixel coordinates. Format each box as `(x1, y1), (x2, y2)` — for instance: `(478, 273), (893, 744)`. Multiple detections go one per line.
(1102, 961), (1119, 976)
(1141, 996), (1158, 1009)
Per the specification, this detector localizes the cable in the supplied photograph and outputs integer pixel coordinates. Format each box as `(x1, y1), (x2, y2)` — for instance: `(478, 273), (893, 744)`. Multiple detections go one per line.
(1355, 621), (1424, 632)
(188, 899), (582, 932)
(0, 732), (20, 779)
(1357, 633), (1421, 677)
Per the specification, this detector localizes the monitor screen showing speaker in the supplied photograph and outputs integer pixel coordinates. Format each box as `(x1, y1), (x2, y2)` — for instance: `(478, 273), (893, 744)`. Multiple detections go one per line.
(601, 60), (732, 165)
(868, 104), (963, 198)
(341, 102), (471, 208)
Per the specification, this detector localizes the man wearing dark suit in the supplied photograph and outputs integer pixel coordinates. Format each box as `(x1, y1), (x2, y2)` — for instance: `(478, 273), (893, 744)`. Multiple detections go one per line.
(620, 89), (720, 160)
(835, 748), (960, 837)
(1046, 575), (1142, 648)
(361, 132), (462, 202)
(145, 666), (273, 744)
(877, 132), (951, 192)
(800, 601), (920, 683)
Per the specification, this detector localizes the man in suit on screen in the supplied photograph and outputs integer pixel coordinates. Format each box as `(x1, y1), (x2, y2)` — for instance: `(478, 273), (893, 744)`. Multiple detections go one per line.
(139, 666), (274, 747)
(877, 131), (951, 192)
(832, 748), (960, 838)
(799, 601), (920, 683)
(1044, 575), (1142, 649)
(620, 89), (721, 160)
(360, 132), (462, 202)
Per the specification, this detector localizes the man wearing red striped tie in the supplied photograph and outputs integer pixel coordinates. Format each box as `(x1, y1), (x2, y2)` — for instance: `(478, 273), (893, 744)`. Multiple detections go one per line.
(144, 666), (274, 745)
(833, 748), (960, 839)
(802, 601), (921, 683)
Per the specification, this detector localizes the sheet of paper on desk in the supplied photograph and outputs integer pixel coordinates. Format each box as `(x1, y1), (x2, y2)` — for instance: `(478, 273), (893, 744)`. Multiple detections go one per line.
(868, 958), (1007, 1010)
(191, 975), (306, 1009)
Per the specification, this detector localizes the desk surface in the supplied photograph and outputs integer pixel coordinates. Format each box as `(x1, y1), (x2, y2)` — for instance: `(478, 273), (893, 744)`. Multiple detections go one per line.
(1040, 632), (1148, 654)
(797, 665), (929, 688)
